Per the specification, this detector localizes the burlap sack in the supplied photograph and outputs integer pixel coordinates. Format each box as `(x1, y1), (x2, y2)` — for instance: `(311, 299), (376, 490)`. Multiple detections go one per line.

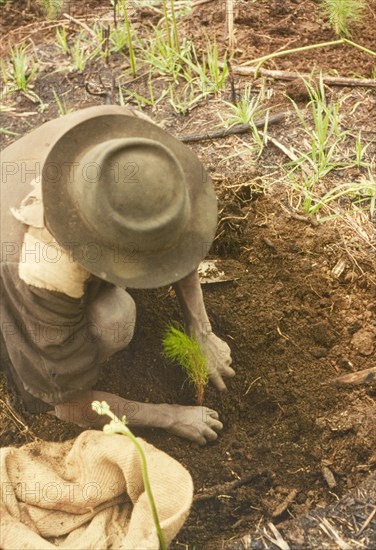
(0, 430), (193, 549)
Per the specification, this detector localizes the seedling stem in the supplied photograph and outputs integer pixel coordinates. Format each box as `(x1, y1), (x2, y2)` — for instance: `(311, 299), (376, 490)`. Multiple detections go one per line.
(92, 400), (166, 550)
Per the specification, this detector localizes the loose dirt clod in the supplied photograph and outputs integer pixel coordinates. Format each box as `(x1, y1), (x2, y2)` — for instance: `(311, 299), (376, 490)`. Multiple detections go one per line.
(271, 488), (298, 518)
(322, 465), (337, 489)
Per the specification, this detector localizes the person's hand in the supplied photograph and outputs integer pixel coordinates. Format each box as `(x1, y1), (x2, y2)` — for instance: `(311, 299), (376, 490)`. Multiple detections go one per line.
(164, 404), (223, 445)
(194, 330), (235, 391)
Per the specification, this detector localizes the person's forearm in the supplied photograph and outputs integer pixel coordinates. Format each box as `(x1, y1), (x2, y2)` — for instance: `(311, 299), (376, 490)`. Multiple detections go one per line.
(173, 270), (211, 334)
(53, 390), (172, 430)
(52, 389), (223, 444)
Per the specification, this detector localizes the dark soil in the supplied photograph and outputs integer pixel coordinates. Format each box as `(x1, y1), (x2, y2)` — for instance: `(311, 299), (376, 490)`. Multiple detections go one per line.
(1, 0), (375, 548)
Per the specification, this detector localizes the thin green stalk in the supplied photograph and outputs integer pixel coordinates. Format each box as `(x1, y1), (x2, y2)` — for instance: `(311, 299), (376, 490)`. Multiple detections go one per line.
(161, 0), (173, 49)
(92, 401), (166, 550)
(244, 38), (375, 77)
(120, 0), (137, 78)
(169, 0), (181, 54)
(244, 39), (344, 66)
(342, 38), (376, 57)
(251, 40), (345, 75)
(56, 26), (69, 54)
(0, 128), (21, 136)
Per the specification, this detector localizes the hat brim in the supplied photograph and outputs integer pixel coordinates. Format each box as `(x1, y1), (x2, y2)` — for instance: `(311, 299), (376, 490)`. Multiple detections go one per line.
(42, 113), (217, 289)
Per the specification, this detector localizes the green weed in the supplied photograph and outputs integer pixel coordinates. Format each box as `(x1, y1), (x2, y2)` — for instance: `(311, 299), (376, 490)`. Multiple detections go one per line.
(52, 89), (72, 116)
(118, 0), (137, 77)
(285, 76), (375, 216)
(168, 83), (206, 114)
(143, 24), (188, 82)
(2, 45), (45, 106)
(354, 131), (371, 169)
(202, 38), (229, 93)
(221, 86), (267, 156)
(120, 83), (168, 109)
(222, 85), (262, 126)
(168, 0), (181, 54)
(69, 36), (94, 72)
(56, 26), (69, 54)
(0, 127), (21, 136)
(286, 75), (352, 212)
(299, 179), (376, 216)
(109, 23), (130, 52)
(358, 170), (376, 219)
(180, 41), (228, 95)
(7, 45), (38, 93)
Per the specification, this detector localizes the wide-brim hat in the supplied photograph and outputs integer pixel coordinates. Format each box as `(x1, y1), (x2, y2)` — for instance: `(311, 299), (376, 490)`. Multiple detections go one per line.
(42, 111), (217, 289)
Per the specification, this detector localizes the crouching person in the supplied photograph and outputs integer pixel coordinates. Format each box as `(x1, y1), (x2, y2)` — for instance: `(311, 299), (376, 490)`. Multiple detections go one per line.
(0, 106), (234, 445)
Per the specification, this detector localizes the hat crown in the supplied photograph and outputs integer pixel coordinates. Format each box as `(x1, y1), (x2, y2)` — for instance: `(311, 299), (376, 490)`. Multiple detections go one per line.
(41, 108), (217, 288)
(72, 138), (190, 251)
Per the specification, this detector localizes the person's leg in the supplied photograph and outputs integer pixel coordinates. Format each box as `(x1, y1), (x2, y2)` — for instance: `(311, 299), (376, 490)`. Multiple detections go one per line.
(86, 286), (136, 362)
(0, 333), (52, 413)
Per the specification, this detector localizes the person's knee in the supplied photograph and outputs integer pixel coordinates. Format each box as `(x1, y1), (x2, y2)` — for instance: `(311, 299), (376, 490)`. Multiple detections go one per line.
(88, 287), (136, 353)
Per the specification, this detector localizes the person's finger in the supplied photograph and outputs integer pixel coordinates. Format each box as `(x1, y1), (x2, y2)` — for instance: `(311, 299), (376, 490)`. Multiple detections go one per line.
(177, 426), (206, 445)
(222, 365), (235, 378)
(207, 418), (223, 431)
(210, 371), (228, 392)
(203, 427), (219, 441)
(197, 435), (207, 446)
(206, 408), (219, 419)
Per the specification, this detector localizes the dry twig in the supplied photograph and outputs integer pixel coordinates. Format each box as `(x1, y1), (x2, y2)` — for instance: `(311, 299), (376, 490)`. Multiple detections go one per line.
(0, 398), (40, 441)
(192, 0), (217, 5)
(331, 367), (376, 386)
(356, 506), (376, 536)
(319, 518), (352, 550)
(62, 12), (98, 40)
(263, 523), (291, 550)
(194, 473), (261, 502)
(225, 0), (236, 50)
(280, 201), (320, 227)
(322, 466), (337, 489)
(180, 112), (286, 143)
(219, 63), (376, 88)
(271, 489), (298, 518)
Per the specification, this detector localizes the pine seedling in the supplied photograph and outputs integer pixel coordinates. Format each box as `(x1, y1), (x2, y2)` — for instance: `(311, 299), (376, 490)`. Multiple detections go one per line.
(320, 0), (365, 37)
(163, 325), (208, 405)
